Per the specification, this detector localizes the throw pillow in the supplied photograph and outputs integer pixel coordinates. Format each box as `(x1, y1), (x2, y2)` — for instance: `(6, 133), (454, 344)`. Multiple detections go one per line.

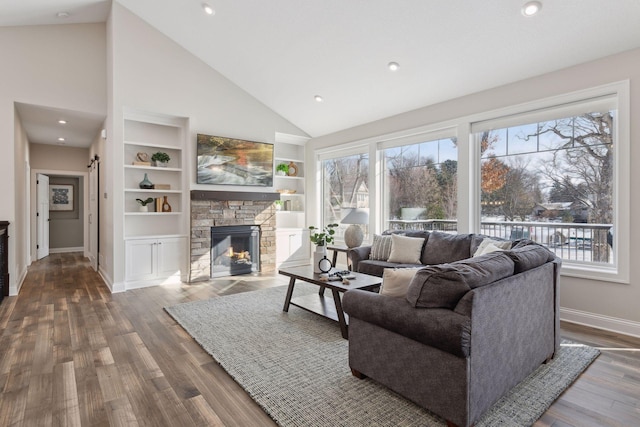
(421, 231), (474, 265)
(380, 268), (421, 298)
(369, 234), (393, 260)
(387, 234), (425, 264)
(473, 238), (512, 257)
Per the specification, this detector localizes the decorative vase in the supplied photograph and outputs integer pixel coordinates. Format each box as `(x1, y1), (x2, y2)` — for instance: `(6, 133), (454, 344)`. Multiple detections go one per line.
(313, 244), (327, 274)
(156, 160), (168, 168)
(139, 173), (154, 189)
(138, 205), (149, 212)
(162, 195), (172, 212)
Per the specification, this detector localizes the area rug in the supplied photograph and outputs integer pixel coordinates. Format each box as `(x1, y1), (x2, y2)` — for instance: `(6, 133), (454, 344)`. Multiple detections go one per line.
(165, 285), (599, 427)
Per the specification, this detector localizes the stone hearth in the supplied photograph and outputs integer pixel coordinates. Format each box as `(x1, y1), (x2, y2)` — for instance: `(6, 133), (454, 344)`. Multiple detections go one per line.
(190, 192), (278, 281)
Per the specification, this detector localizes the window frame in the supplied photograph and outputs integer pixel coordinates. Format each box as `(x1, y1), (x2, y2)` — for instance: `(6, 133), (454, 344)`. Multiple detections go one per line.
(313, 80), (630, 283)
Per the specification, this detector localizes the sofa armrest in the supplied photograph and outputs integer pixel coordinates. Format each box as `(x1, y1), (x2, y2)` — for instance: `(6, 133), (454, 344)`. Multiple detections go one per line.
(348, 246), (372, 271)
(343, 290), (471, 357)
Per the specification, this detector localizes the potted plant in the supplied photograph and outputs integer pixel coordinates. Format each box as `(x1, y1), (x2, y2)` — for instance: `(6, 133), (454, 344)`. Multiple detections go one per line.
(136, 197), (154, 212)
(276, 163), (289, 176)
(309, 223), (338, 273)
(151, 152), (171, 167)
(308, 223), (339, 246)
(274, 200), (283, 211)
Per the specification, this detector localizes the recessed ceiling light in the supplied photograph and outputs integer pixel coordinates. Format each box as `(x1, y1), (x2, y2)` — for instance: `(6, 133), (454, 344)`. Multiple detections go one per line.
(314, 95), (324, 103)
(202, 3), (215, 15)
(56, 11), (70, 18)
(388, 62), (400, 71)
(58, 137), (65, 142)
(58, 119), (67, 125)
(521, 1), (542, 17)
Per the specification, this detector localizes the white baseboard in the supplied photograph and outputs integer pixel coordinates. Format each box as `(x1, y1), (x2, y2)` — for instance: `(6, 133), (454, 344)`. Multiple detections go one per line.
(49, 247), (84, 254)
(560, 307), (640, 339)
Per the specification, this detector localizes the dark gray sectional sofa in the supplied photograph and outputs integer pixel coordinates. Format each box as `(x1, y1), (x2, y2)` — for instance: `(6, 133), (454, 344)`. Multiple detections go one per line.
(343, 231), (561, 427)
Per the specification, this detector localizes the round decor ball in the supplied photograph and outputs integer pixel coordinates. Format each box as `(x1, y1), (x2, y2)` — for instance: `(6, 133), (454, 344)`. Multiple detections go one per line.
(288, 162), (298, 176)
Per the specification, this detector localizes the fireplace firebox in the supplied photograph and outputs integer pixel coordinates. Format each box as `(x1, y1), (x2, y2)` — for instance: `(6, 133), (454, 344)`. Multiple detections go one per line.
(211, 225), (260, 277)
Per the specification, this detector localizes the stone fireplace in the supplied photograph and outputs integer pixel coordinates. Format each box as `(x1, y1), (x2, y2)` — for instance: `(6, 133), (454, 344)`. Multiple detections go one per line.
(189, 190), (278, 282)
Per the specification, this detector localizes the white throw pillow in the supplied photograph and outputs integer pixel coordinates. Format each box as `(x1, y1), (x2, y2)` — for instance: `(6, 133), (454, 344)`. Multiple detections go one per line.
(473, 238), (511, 257)
(387, 234), (425, 264)
(380, 268), (421, 298)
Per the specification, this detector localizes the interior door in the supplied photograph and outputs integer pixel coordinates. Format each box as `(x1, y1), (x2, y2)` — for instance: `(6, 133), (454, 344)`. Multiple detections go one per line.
(88, 162), (98, 270)
(36, 173), (50, 260)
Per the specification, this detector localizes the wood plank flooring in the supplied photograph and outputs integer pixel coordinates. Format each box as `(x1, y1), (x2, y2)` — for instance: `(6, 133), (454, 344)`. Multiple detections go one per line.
(0, 253), (639, 426)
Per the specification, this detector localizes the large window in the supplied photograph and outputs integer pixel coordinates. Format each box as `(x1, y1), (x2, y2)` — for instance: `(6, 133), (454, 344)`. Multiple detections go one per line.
(381, 136), (458, 231)
(475, 99), (616, 267)
(321, 152), (369, 242)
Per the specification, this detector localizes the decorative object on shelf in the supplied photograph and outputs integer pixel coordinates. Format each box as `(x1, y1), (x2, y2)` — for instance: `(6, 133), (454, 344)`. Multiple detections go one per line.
(133, 152), (151, 166)
(284, 200), (292, 211)
(151, 152), (171, 167)
(287, 161), (298, 176)
(139, 173), (154, 189)
(318, 255), (332, 274)
(341, 208), (369, 248)
(162, 195), (172, 212)
(197, 134), (274, 186)
(154, 183), (171, 190)
(274, 200), (283, 211)
(276, 189), (296, 194)
(276, 163), (289, 176)
(136, 197), (154, 212)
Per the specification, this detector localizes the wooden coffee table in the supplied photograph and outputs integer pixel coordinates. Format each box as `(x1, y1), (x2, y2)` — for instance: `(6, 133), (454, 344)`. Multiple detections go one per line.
(280, 265), (382, 339)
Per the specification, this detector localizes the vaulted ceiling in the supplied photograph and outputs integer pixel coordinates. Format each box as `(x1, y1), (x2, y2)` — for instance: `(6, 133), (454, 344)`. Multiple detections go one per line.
(4, 0), (640, 144)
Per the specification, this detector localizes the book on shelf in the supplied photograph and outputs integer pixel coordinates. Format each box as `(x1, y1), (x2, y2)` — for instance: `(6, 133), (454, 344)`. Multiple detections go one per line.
(132, 161), (151, 166)
(155, 198), (162, 212)
(154, 184), (171, 190)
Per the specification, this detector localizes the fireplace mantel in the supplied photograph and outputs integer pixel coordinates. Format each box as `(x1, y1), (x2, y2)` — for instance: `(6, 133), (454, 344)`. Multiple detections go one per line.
(191, 190), (280, 201)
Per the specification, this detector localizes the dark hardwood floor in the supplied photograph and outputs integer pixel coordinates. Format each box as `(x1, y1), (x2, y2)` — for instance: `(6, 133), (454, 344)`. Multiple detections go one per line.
(0, 253), (638, 426)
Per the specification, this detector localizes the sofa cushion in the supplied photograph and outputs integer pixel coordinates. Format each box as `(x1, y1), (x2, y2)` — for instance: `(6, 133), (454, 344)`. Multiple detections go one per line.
(369, 234), (393, 260)
(421, 231), (474, 265)
(504, 244), (554, 274)
(343, 290), (472, 358)
(380, 268), (421, 298)
(406, 252), (515, 309)
(357, 260), (422, 277)
(388, 234), (425, 264)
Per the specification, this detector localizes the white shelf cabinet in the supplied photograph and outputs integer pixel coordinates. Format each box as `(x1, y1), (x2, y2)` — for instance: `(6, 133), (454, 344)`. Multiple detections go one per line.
(274, 134), (309, 267)
(122, 110), (189, 285)
(125, 237), (186, 283)
(276, 228), (310, 268)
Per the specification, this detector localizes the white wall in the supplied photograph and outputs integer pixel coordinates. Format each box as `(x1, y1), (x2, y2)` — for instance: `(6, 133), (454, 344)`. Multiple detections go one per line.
(0, 23), (107, 294)
(106, 3), (308, 285)
(309, 48), (640, 332)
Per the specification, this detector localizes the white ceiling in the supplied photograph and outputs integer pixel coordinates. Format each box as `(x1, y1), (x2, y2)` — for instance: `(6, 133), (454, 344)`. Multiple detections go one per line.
(4, 0), (640, 144)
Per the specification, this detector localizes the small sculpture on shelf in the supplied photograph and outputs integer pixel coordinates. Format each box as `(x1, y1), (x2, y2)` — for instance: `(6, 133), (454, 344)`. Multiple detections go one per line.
(133, 152), (151, 166)
(161, 195), (172, 212)
(288, 161), (298, 176)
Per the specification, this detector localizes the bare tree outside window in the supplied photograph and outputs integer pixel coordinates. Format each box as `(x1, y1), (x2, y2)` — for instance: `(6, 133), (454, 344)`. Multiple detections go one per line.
(479, 111), (614, 264)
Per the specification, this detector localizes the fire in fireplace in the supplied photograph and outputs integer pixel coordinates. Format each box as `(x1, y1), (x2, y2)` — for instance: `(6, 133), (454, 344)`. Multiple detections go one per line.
(211, 225), (260, 277)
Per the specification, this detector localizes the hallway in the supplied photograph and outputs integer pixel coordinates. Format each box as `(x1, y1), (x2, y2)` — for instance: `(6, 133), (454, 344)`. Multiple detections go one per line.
(0, 253), (638, 426)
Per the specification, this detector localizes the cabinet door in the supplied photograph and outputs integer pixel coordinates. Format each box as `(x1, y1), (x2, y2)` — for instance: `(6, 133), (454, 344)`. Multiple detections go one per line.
(156, 237), (185, 278)
(126, 239), (157, 281)
(276, 229), (310, 267)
